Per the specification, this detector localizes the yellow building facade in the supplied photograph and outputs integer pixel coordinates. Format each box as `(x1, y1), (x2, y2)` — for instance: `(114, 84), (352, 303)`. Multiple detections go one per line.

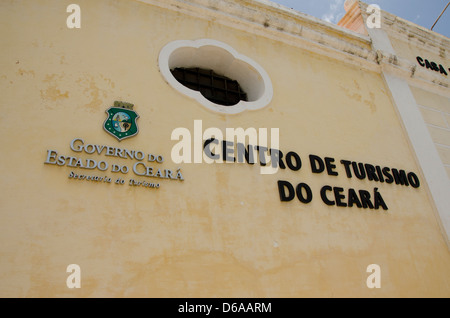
(1, 0), (449, 297)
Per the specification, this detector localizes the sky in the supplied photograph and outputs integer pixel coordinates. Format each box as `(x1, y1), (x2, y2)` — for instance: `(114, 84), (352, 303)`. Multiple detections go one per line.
(269, 0), (450, 39)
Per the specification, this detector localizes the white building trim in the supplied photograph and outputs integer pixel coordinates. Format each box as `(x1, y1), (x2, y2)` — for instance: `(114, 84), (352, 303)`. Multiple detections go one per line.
(158, 39), (273, 114)
(362, 8), (450, 247)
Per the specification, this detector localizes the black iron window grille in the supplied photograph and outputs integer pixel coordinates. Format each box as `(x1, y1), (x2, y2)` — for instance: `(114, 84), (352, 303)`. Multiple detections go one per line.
(170, 67), (248, 106)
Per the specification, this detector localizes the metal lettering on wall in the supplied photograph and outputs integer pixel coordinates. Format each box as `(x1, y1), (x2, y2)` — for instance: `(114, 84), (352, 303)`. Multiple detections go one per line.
(44, 138), (184, 189)
(43, 101), (184, 190)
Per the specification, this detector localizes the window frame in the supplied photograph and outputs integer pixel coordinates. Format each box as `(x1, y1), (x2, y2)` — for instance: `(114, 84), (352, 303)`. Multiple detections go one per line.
(158, 39), (273, 114)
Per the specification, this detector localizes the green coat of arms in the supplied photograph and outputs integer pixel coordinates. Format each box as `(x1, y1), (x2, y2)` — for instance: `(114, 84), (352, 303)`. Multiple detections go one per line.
(103, 101), (139, 141)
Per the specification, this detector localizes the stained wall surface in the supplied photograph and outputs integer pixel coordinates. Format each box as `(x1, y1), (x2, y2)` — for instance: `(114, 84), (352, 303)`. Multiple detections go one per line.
(0, 0), (449, 297)
(386, 24), (450, 179)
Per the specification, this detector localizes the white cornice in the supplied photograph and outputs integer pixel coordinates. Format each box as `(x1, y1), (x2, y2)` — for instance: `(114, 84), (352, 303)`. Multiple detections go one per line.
(135, 0), (449, 93)
(136, 0), (380, 72)
(358, 2), (450, 56)
(356, 1), (449, 95)
(376, 50), (449, 96)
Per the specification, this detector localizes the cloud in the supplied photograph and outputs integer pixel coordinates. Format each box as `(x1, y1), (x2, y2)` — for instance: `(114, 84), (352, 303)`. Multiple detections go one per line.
(322, 13), (335, 23)
(321, 0), (345, 23)
(330, 0), (344, 11)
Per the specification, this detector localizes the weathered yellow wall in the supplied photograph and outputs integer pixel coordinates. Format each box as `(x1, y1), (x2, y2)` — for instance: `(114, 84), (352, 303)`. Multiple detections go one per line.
(1, 0), (450, 297)
(409, 85), (450, 178)
(389, 33), (450, 178)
